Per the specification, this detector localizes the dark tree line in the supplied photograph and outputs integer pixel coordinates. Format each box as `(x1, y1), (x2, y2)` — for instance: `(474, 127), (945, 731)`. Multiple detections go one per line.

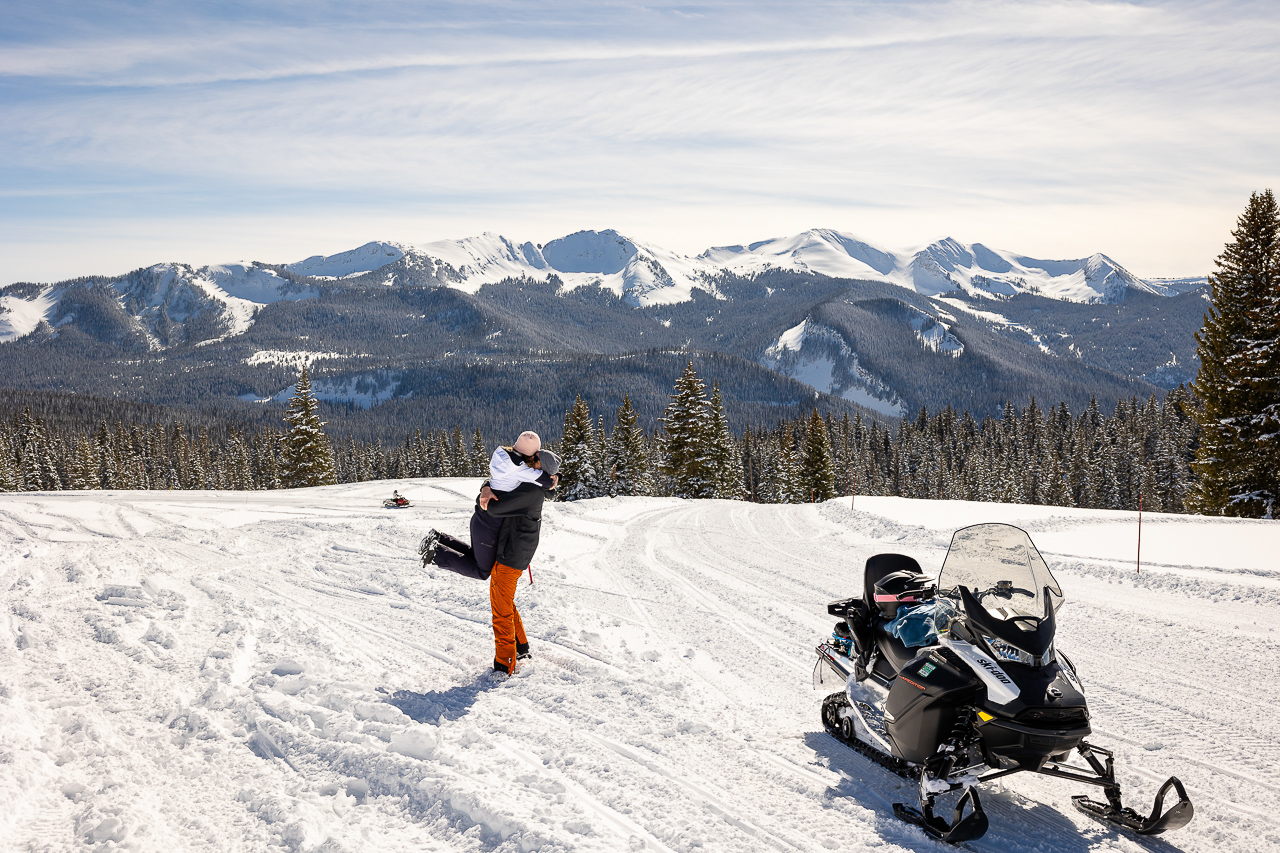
(0, 404), (490, 493)
(546, 363), (1200, 513)
(1, 364), (1201, 515)
(736, 388), (1198, 513)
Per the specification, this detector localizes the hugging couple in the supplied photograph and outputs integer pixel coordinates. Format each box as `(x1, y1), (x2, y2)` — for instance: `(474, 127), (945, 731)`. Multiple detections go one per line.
(418, 430), (560, 675)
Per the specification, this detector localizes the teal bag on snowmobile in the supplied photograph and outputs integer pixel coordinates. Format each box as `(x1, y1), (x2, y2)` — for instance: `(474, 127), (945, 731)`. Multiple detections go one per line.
(887, 602), (938, 648)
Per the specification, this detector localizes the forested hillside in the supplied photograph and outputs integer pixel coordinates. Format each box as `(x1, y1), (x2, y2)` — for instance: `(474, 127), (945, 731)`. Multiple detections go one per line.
(0, 263), (1202, 442)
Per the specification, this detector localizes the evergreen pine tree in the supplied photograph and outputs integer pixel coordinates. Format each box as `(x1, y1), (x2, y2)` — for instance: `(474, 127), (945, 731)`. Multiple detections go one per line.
(470, 429), (487, 477)
(799, 409), (836, 502)
(14, 408), (61, 490)
(279, 366), (338, 488)
(609, 395), (651, 497)
(558, 396), (597, 501)
(1191, 189), (1280, 517)
(432, 432), (451, 477)
(586, 414), (606, 497)
(706, 382), (740, 499)
(775, 423), (802, 503)
(659, 362), (714, 499)
(0, 433), (17, 492)
(450, 426), (468, 476)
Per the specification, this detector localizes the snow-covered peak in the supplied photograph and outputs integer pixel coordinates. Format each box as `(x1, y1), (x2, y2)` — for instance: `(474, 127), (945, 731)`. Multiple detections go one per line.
(408, 233), (548, 291)
(106, 262), (317, 341)
(541, 230), (636, 274)
(392, 229), (717, 307)
(287, 241), (406, 279)
(706, 228), (897, 280)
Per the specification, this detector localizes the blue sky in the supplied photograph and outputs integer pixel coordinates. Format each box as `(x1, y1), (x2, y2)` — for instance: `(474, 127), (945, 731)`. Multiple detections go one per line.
(2, 0), (1278, 283)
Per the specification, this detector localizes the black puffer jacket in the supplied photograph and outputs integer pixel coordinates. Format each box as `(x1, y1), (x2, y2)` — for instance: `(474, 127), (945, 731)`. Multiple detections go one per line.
(483, 480), (549, 570)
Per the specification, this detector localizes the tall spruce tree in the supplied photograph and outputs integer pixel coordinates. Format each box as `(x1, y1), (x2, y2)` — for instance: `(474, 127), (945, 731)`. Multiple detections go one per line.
(593, 414), (611, 497)
(279, 366), (338, 488)
(1191, 189), (1280, 517)
(559, 396), (597, 501)
(659, 362), (715, 499)
(609, 395), (652, 496)
(799, 408), (837, 502)
(0, 433), (17, 492)
(706, 383), (740, 499)
(774, 423), (803, 503)
(470, 429), (487, 477)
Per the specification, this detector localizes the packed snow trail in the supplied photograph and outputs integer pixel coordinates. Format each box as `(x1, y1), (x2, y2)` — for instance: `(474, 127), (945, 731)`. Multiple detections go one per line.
(0, 482), (1277, 852)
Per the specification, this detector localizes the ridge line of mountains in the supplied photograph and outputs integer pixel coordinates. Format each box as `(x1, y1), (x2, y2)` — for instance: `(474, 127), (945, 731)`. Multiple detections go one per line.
(0, 228), (1209, 441)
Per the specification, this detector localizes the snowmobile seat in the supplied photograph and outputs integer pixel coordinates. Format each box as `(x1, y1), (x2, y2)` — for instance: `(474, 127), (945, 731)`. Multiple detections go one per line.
(872, 621), (918, 677)
(864, 554), (925, 614)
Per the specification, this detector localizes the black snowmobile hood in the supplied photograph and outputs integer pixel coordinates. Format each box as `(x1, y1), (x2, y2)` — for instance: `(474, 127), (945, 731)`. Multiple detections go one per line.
(959, 584), (1055, 658)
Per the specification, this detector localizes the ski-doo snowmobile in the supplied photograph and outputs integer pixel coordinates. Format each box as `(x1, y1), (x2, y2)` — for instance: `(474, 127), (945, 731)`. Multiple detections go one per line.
(814, 523), (1193, 843)
(382, 497), (412, 508)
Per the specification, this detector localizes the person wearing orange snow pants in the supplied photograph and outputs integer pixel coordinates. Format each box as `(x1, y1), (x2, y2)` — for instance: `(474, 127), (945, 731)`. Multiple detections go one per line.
(489, 562), (529, 674)
(479, 449), (559, 674)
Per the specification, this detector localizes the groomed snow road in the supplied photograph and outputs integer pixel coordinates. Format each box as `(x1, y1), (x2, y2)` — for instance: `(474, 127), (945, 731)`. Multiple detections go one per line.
(1, 481), (1278, 853)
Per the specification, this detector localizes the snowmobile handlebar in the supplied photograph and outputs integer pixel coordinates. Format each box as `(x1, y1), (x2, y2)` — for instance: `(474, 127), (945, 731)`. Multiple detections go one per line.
(973, 581), (1036, 601)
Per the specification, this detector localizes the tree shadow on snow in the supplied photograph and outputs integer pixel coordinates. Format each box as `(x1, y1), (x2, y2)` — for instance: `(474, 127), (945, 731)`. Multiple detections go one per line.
(803, 731), (1188, 853)
(384, 677), (501, 723)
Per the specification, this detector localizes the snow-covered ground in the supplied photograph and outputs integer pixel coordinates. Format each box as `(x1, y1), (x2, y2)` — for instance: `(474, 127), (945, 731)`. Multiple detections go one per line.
(2, 484), (1277, 852)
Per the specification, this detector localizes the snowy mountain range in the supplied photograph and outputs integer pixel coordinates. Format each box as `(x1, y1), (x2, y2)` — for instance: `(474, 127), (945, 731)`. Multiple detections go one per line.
(1, 227), (1204, 348)
(0, 227), (1210, 434)
(286, 228), (1204, 308)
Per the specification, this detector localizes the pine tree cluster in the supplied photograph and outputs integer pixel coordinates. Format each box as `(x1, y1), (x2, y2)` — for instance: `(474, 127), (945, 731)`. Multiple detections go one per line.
(739, 389), (1199, 512)
(0, 407), (490, 494)
(2, 365), (1204, 515)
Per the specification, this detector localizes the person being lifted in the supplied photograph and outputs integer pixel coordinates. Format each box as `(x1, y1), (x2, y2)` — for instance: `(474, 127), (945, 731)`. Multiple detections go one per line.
(419, 431), (559, 675)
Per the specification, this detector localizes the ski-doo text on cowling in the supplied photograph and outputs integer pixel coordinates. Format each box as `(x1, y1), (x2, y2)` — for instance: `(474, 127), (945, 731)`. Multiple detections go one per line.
(813, 523), (1193, 843)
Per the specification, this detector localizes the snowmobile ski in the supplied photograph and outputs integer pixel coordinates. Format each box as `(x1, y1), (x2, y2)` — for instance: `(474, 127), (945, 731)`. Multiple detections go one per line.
(892, 788), (987, 844)
(1072, 774), (1193, 835)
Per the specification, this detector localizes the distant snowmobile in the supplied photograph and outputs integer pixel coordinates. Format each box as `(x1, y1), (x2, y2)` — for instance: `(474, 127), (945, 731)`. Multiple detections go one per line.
(383, 493), (411, 508)
(814, 523), (1193, 843)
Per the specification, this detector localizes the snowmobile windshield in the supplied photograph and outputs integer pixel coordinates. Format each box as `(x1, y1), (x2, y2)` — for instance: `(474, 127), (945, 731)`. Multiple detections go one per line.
(933, 523), (1063, 636)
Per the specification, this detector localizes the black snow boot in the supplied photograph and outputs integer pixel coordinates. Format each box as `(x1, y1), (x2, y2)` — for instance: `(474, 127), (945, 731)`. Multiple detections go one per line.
(418, 531), (440, 567)
(516, 641), (531, 661)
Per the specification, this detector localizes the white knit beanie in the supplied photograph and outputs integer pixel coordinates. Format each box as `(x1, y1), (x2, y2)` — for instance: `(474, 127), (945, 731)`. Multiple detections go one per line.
(513, 431), (541, 456)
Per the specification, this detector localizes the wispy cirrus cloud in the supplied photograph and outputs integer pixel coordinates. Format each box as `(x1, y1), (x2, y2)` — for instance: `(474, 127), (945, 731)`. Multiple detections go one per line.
(2, 0), (1278, 282)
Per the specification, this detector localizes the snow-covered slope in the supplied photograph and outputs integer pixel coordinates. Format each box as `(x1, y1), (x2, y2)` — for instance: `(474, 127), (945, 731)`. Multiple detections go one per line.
(0, 285), (62, 343)
(703, 229), (899, 281)
(114, 262), (317, 340)
(0, 262), (318, 347)
(3, 485), (1276, 852)
(761, 317), (907, 417)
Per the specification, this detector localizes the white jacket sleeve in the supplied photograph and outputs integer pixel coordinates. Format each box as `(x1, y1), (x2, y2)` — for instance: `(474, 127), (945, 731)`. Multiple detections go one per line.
(488, 447), (545, 491)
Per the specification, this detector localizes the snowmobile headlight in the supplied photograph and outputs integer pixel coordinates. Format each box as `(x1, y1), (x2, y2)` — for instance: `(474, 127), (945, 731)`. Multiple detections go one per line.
(982, 635), (1055, 668)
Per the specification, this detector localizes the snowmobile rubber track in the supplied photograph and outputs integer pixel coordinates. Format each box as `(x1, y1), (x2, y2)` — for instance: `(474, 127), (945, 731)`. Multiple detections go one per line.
(821, 692), (913, 780)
